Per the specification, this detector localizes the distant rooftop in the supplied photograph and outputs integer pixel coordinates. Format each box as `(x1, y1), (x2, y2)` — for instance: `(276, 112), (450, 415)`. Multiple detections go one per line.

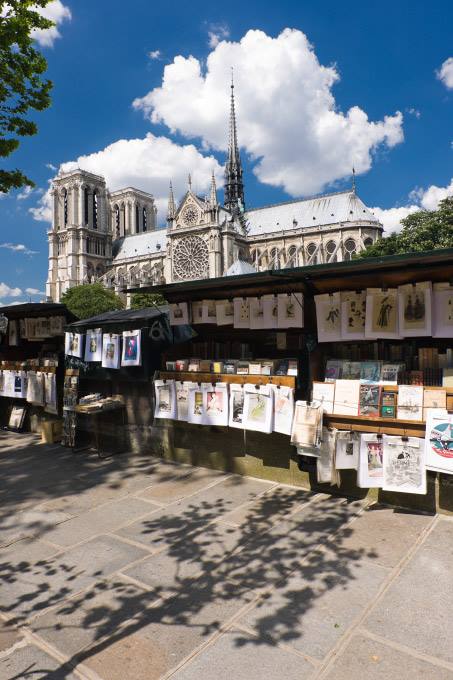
(113, 229), (167, 261)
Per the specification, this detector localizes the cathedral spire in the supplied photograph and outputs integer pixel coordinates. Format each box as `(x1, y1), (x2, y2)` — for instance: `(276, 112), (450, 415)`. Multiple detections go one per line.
(224, 69), (245, 213)
(352, 166), (356, 194)
(210, 171), (218, 207)
(188, 173), (192, 192)
(167, 181), (176, 220)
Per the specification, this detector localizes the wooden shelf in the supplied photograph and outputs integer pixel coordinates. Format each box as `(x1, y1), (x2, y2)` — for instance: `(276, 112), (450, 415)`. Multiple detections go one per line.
(324, 413), (426, 437)
(158, 370), (296, 388)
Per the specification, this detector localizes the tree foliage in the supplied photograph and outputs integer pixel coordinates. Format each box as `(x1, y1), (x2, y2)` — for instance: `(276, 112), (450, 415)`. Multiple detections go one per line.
(61, 284), (124, 320)
(130, 292), (166, 310)
(0, 1), (54, 193)
(359, 197), (453, 258)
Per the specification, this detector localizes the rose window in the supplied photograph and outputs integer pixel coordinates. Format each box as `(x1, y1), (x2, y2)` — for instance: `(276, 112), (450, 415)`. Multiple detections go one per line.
(173, 236), (209, 281)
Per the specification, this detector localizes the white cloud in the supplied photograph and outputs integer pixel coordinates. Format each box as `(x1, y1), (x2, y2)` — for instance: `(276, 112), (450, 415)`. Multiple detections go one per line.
(0, 300), (27, 307)
(0, 283), (22, 298)
(133, 28), (404, 197)
(372, 177), (453, 232)
(437, 57), (453, 90)
(0, 243), (38, 256)
(148, 50), (161, 60)
(46, 162), (57, 171)
(32, 1), (72, 47)
(406, 107), (421, 119)
(207, 23), (230, 48)
(17, 186), (34, 200)
(25, 287), (45, 296)
(32, 133), (223, 224)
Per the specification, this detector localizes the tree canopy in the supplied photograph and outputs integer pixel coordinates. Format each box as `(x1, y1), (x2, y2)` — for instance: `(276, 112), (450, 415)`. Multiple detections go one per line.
(359, 197), (453, 258)
(130, 292), (166, 310)
(0, 1), (54, 193)
(61, 284), (124, 320)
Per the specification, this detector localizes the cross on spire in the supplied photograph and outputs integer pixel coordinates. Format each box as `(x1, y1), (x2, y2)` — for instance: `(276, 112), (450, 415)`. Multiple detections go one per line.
(224, 69), (245, 213)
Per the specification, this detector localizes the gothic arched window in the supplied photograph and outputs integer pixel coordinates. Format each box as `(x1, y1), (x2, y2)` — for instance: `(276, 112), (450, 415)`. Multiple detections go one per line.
(114, 204), (120, 238)
(344, 238), (357, 260)
(363, 237), (373, 248)
(84, 187), (89, 226)
(63, 189), (68, 227)
(326, 240), (337, 262)
(269, 247), (280, 270)
(286, 245), (297, 268)
(307, 242), (319, 264)
(93, 191), (98, 229)
(143, 207), (147, 232)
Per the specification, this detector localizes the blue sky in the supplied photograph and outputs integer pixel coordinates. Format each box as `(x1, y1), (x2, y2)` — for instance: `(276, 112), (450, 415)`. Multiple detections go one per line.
(0, 0), (452, 304)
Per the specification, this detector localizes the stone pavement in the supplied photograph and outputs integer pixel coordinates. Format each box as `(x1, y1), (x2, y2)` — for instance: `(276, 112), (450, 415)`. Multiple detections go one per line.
(0, 431), (452, 679)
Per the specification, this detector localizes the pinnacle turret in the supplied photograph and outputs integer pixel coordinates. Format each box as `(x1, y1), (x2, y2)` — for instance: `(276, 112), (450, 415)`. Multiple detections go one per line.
(224, 71), (245, 213)
(167, 181), (176, 221)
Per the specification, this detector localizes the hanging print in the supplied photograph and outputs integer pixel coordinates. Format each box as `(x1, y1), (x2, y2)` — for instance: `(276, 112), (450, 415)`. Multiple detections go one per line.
(432, 283), (453, 338)
(175, 381), (197, 421)
(65, 332), (84, 358)
(358, 434), (384, 488)
(203, 383), (229, 426)
(341, 291), (366, 340)
(216, 299), (234, 326)
(154, 379), (177, 420)
(365, 288), (401, 340)
(335, 431), (360, 470)
(383, 435), (426, 495)
(84, 329), (103, 362)
(315, 293), (342, 342)
(271, 385), (295, 435)
(262, 294), (278, 329)
(102, 333), (121, 369)
(121, 330), (141, 367)
(243, 383), (273, 433)
(188, 384), (206, 425)
(424, 410), (453, 474)
(229, 384), (245, 429)
(249, 297), (266, 330)
(169, 303), (190, 326)
(398, 281), (432, 337)
(233, 297), (250, 329)
(277, 293), (303, 329)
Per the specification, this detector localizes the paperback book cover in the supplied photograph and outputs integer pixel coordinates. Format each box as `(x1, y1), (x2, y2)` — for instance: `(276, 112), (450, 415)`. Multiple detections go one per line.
(359, 383), (381, 417)
(381, 391), (397, 418)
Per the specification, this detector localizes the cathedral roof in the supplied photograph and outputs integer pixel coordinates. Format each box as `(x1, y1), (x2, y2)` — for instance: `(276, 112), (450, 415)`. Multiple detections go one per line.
(244, 190), (381, 236)
(224, 259), (257, 276)
(113, 229), (167, 261)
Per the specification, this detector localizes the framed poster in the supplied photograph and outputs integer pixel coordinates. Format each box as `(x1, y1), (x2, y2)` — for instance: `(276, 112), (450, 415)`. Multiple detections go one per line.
(84, 329), (103, 362)
(102, 333), (121, 369)
(121, 330), (141, 367)
(383, 435), (426, 495)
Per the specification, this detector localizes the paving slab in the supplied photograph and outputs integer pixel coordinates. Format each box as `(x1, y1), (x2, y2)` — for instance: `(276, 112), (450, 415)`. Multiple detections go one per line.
(115, 476), (274, 551)
(324, 633), (453, 679)
(240, 544), (388, 661)
(171, 628), (316, 680)
(0, 534), (148, 622)
(219, 485), (314, 528)
(122, 522), (244, 597)
(0, 644), (80, 680)
(364, 518), (453, 664)
(138, 467), (228, 504)
(334, 505), (433, 568)
(80, 579), (254, 680)
(0, 618), (22, 653)
(43, 497), (161, 547)
(31, 578), (157, 658)
(0, 508), (73, 548)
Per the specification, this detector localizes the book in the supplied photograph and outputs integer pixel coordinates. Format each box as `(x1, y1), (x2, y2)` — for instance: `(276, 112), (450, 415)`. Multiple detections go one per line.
(443, 369), (453, 387)
(423, 388), (447, 420)
(333, 379), (360, 416)
(325, 359), (342, 382)
(341, 361), (361, 380)
(236, 361), (249, 375)
(359, 383), (381, 417)
(199, 360), (212, 372)
(381, 363), (404, 384)
(249, 362), (262, 375)
(381, 391), (397, 418)
(312, 381), (335, 413)
(287, 359), (298, 376)
(360, 361), (382, 383)
(188, 359), (201, 372)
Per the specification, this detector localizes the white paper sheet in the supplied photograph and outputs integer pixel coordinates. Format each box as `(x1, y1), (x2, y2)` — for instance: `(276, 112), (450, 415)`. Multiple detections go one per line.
(291, 400), (323, 451)
(312, 381), (335, 414)
(243, 383), (273, 433)
(383, 435), (426, 494)
(215, 299), (234, 326)
(65, 332), (84, 358)
(341, 291), (366, 340)
(191, 302), (204, 324)
(121, 330), (141, 367)
(277, 293), (303, 329)
(233, 298), (250, 329)
(169, 302), (190, 326)
(44, 373), (58, 414)
(357, 434), (384, 488)
(175, 381), (197, 422)
(26, 371), (44, 406)
(317, 428), (339, 485)
(262, 295), (278, 329)
(365, 288), (401, 340)
(187, 384), (205, 425)
(154, 379), (177, 419)
(102, 334), (121, 369)
(229, 383), (245, 429)
(84, 329), (103, 362)
(432, 283), (453, 338)
(249, 297), (266, 330)
(333, 379), (360, 416)
(271, 385), (295, 435)
(315, 293), (342, 342)
(398, 281), (432, 337)
(335, 431), (360, 469)
(200, 300), (218, 325)
(397, 384), (424, 421)
(203, 382), (229, 426)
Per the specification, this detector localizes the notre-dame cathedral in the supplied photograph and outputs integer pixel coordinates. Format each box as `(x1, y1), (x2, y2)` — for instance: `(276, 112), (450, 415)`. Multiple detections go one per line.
(46, 82), (383, 303)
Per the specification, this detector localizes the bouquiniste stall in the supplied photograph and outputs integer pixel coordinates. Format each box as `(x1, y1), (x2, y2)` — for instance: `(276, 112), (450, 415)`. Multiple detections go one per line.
(126, 248), (453, 513)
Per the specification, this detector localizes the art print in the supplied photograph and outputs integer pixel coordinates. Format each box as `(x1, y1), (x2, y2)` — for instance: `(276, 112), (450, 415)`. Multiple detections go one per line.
(243, 384), (273, 434)
(425, 412), (453, 474)
(233, 298), (250, 329)
(191, 302), (204, 323)
(277, 293), (303, 329)
(312, 381), (335, 413)
(271, 385), (295, 435)
(341, 291), (366, 340)
(126, 336), (137, 360)
(341, 361), (361, 380)
(216, 300), (234, 326)
(102, 334), (120, 369)
(187, 386), (206, 424)
(8, 405), (26, 430)
(8, 320), (18, 347)
(249, 297), (265, 330)
(360, 361), (381, 383)
(332, 379), (360, 416)
(398, 282), (432, 337)
(154, 379), (176, 419)
(397, 385), (423, 421)
(432, 283), (453, 338)
(315, 293), (341, 342)
(262, 295), (278, 329)
(365, 288), (401, 340)
(169, 303), (190, 326)
(423, 389), (447, 420)
(383, 436), (426, 494)
(229, 385), (245, 429)
(358, 434), (384, 488)
(65, 332), (83, 358)
(84, 330), (103, 362)
(175, 381), (196, 421)
(121, 330), (141, 366)
(291, 401), (322, 450)
(359, 383), (381, 417)
(335, 431), (360, 469)
(317, 428), (339, 485)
